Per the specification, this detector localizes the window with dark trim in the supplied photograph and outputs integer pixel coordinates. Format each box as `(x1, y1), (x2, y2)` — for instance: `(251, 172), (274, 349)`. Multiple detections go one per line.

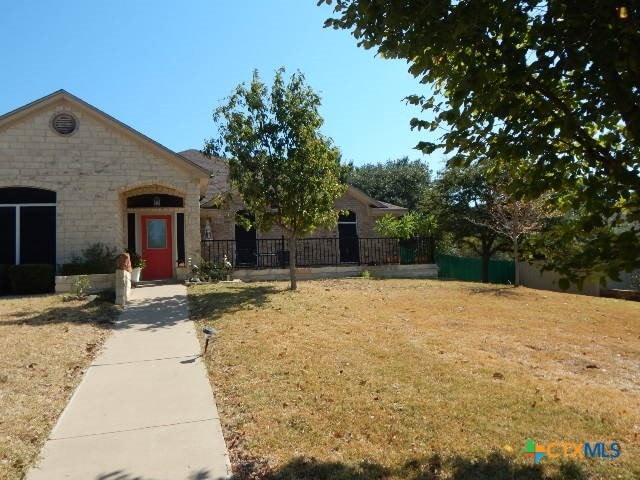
(0, 187), (56, 265)
(127, 194), (183, 208)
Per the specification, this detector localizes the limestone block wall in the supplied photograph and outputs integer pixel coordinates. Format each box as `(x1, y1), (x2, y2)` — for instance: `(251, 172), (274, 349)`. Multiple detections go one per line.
(0, 99), (203, 269)
(200, 189), (381, 241)
(55, 273), (115, 293)
(231, 264), (439, 282)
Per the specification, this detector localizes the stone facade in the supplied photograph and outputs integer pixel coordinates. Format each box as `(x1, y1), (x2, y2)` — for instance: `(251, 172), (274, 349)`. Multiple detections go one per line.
(232, 264), (439, 282)
(0, 91), (208, 278)
(55, 273), (115, 294)
(180, 150), (407, 248)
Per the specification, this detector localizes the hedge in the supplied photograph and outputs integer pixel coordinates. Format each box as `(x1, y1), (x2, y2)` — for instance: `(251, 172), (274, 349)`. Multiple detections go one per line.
(0, 264), (9, 295)
(8, 264), (55, 294)
(61, 263), (112, 275)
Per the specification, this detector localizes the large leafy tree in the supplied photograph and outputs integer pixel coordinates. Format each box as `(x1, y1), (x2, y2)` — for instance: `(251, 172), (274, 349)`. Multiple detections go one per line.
(345, 157), (431, 210)
(321, 0), (640, 282)
(205, 69), (346, 290)
(421, 166), (508, 282)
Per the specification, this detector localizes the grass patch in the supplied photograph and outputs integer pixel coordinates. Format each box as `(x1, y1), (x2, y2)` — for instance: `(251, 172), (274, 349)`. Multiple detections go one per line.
(0, 294), (118, 479)
(189, 279), (640, 480)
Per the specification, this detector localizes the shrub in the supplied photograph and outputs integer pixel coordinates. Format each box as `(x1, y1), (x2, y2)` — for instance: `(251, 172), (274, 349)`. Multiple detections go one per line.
(193, 259), (233, 282)
(61, 263), (107, 275)
(8, 264), (54, 294)
(72, 275), (92, 296)
(0, 264), (9, 295)
(631, 271), (640, 291)
(81, 243), (119, 273)
(62, 243), (119, 275)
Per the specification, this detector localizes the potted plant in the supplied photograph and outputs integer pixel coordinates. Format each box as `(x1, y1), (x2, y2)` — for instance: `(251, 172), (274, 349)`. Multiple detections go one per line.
(126, 250), (147, 283)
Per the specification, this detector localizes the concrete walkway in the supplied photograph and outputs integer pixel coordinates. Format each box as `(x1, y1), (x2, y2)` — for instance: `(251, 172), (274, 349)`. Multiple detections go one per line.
(27, 283), (231, 480)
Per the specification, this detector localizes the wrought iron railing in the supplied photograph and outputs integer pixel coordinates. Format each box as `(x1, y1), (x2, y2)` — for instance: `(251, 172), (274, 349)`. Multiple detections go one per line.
(201, 237), (435, 269)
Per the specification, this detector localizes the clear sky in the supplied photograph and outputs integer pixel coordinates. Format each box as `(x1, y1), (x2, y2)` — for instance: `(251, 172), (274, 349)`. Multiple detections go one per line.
(0, 1), (443, 170)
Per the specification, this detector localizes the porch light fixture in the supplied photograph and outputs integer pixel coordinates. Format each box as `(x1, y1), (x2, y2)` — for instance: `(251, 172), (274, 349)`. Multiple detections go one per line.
(153, 196), (161, 207)
(618, 6), (629, 19)
(203, 326), (217, 353)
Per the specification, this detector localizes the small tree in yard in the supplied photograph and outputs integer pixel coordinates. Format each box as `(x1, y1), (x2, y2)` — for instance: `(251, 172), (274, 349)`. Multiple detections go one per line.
(470, 185), (555, 286)
(374, 212), (438, 239)
(205, 68), (347, 290)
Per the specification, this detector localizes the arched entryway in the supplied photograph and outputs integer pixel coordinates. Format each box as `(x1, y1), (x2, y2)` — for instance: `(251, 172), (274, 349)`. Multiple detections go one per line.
(235, 210), (257, 267)
(338, 210), (359, 263)
(0, 187), (56, 265)
(124, 188), (186, 280)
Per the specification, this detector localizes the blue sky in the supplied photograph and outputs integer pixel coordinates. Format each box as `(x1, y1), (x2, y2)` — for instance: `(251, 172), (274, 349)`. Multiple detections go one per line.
(0, 1), (442, 170)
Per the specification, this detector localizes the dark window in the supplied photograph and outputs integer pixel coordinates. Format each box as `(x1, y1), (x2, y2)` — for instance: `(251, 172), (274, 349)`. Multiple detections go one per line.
(0, 188), (56, 266)
(127, 194), (183, 208)
(0, 207), (16, 264)
(20, 206), (56, 264)
(338, 210), (359, 263)
(338, 210), (357, 223)
(127, 213), (136, 252)
(235, 211), (257, 266)
(0, 187), (56, 204)
(177, 213), (185, 263)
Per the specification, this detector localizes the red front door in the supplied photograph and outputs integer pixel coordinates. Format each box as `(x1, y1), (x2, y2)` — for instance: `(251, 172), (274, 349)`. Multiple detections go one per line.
(141, 215), (173, 280)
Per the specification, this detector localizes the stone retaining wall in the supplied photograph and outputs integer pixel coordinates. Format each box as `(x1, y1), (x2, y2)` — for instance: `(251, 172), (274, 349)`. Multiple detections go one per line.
(55, 273), (115, 293)
(231, 264), (439, 282)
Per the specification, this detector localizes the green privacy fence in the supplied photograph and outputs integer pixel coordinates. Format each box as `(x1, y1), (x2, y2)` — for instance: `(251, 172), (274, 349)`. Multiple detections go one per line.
(436, 254), (515, 284)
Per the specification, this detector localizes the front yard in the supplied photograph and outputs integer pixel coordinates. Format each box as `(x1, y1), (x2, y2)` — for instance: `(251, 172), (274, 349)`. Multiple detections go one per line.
(189, 278), (640, 480)
(0, 294), (117, 480)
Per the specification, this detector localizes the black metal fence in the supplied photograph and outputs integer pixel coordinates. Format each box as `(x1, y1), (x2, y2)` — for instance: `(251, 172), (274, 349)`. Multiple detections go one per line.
(201, 237), (435, 269)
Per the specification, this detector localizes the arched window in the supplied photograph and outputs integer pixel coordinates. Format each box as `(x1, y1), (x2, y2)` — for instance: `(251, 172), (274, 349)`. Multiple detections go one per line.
(0, 187), (56, 265)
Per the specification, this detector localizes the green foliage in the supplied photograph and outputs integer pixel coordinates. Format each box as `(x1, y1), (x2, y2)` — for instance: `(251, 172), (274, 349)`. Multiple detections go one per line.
(205, 68), (347, 289)
(346, 157), (431, 210)
(195, 260), (233, 282)
(8, 264), (54, 294)
(72, 275), (92, 297)
(61, 263), (102, 275)
(63, 243), (119, 275)
(321, 0), (640, 282)
(528, 212), (639, 287)
(375, 212), (438, 239)
(82, 243), (119, 272)
(125, 250), (147, 269)
(360, 269), (371, 279)
(631, 272), (640, 291)
(421, 165), (508, 282)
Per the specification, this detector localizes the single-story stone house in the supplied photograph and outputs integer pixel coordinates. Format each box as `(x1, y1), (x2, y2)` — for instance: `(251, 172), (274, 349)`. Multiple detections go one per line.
(0, 90), (209, 280)
(0, 90), (407, 280)
(179, 150), (408, 267)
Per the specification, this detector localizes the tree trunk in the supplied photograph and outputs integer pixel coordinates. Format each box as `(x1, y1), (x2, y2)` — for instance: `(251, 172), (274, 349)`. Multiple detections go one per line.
(480, 237), (491, 283)
(481, 252), (490, 283)
(288, 233), (298, 291)
(514, 238), (520, 287)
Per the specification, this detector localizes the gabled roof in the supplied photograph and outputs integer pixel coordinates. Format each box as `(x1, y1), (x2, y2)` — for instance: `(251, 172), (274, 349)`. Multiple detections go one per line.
(0, 90), (210, 192)
(346, 185), (408, 216)
(179, 149), (230, 206)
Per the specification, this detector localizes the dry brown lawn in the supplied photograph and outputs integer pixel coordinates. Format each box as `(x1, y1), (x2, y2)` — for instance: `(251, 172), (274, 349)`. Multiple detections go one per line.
(189, 279), (640, 480)
(0, 294), (117, 480)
